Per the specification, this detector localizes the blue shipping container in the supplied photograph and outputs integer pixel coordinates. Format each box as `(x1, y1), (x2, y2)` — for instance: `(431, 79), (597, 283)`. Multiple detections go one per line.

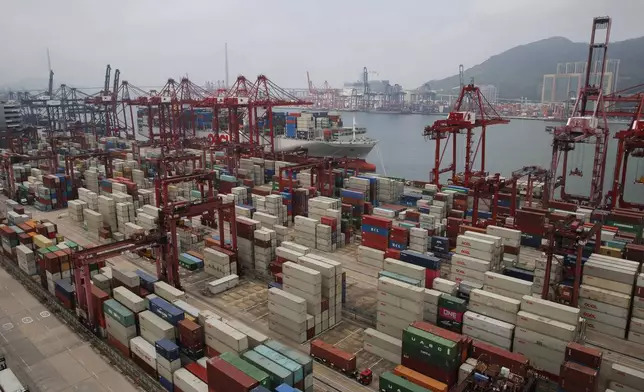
(400, 250), (441, 270)
(250, 386), (272, 392)
(388, 241), (407, 250)
(158, 375), (173, 391)
(503, 267), (534, 282)
(520, 233), (542, 248)
(340, 189), (365, 200)
(155, 339), (180, 362)
(55, 279), (74, 300)
(149, 297), (185, 326)
(360, 224), (389, 236)
(275, 384), (302, 392)
(269, 282), (283, 290)
(136, 269), (158, 293)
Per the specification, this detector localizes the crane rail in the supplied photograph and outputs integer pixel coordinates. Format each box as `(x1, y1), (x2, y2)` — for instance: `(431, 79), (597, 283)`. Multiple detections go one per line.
(0, 255), (166, 392)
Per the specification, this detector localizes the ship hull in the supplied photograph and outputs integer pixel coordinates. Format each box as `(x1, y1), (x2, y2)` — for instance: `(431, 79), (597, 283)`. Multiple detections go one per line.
(274, 138), (375, 159)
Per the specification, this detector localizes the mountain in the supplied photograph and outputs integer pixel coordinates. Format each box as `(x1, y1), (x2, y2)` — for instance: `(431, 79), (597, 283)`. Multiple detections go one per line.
(425, 36), (644, 101)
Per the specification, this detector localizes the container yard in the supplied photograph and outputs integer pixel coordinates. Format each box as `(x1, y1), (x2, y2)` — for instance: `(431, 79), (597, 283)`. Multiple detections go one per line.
(0, 13), (643, 392)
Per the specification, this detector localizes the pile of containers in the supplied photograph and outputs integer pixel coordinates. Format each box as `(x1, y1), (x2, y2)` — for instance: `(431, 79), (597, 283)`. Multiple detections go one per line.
(376, 276), (424, 339)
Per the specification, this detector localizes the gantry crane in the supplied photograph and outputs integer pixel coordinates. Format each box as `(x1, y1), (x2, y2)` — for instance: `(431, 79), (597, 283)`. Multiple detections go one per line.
(545, 16), (611, 208)
(423, 83), (509, 187)
(608, 91), (644, 209)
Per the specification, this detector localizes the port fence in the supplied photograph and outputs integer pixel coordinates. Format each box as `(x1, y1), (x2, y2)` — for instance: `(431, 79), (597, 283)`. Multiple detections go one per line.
(0, 254), (166, 392)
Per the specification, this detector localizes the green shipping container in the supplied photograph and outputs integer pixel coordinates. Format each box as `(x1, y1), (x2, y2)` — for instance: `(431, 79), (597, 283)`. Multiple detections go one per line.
(438, 294), (467, 313)
(219, 352), (271, 388)
(37, 248), (51, 257)
(65, 240), (79, 250)
(103, 299), (136, 327)
(254, 345), (303, 383)
(47, 246), (60, 253)
(243, 350), (293, 387)
(403, 326), (458, 361)
(264, 340), (313, 376)
(178, 254), (199, 271)
(378, 271), (423, 287)
(380, 371), (428, 392)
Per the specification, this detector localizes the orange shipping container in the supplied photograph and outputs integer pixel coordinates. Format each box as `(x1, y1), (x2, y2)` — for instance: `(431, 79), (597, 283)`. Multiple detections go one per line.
(394, 365), (448, 392)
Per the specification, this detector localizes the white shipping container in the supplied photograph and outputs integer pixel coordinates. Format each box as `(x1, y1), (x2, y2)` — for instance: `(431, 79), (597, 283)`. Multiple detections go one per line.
(280, 241), (310, 254)
(583, 275), (632, 295)
(516, 311), (576, 342)
(363, 341), (401, 364)
(628, 330), (644, 345)
(630, 317), (644, 334)
(268, 287), (307, 313)
(172, 300), (200, 320)
(364, 328), (403, 355)
(584, 261), (637, 285)
(282, 262), (322, 285)
(469, 289), (520, 314)
(609, 382), (640, 392)
(468, 301), (517, 325)
(276, 247), (305, 262)
(282, 274), (322, 294)
(154, 281), (186, 302)
(459, 363), (475, 383)
(463, 231), (503, 248)
(113, 287), (146, 314)
(205, 318), (248, 352)
(462, 325), (512, 351)
(205, 334), (238, 354)
(139, 311), (174, 340)
(424, 289), (442, 305)
(130, 336), (156, 368)
(450, 266), (486, 283)
(457, 235), (496, 253)
(198, 310), (222, 327)
(268, 300), (307, 323)
(514, 326), (567, 352)
(579, 297), (629, 318)
(611, 364), (644, 390)
(298, 256), (335, 278)
(451, 254), (491, 273)
(485, 272), (532, 295)
(268, 314), (307, 335)
(579, 285), (632, 308)
(580, 308), (627, 329)
(378, 290), (402, 307)
(377, 277), (424, 302)
(377, 301), (422, 321)
(454, 246), (495, 262)
(520, 295), (580, 325)
(432, 278), (458, 295)
(157, 356), (181, 373)
(174, 368), (208, 392)
(383, 258), (426, 280)
(463, 311), (514, 340)
(513, 338), (564, 375)
(486, 226), (521, 242)
(222, 319), (268, 348)
(377, 310), (416, 329)
(585, 320), (626, 339)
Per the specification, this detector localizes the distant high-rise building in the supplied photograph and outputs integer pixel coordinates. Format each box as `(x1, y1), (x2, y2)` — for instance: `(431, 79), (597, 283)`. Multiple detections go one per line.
(0, 101), (21, 131)
(541, 59), (620, 103)
(477, 85), (499, 103)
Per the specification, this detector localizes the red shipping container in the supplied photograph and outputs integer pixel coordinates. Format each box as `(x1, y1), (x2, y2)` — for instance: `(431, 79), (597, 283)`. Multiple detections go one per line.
(206, 346), (220, 358)
(401, 352), (457, 386)
(207, 357), (258, 392)
(410, 321), (469, 362)
(321, 216), (337, 229)
(91, 285), (109, 328)
(425, 269), (440, 289)
(310, 339), (356, 373)
(132, 352), (157, 377)
(438, 307), (464, 323)
(565, 342), (602, 369)
(361, 232), (388, 251)
(179, 319), (204, 348)
(107, 333), (130, 357)
(275, 273), (283, 284)
(385, 248), (401, 260)
(362, 215), (392, 229)
(559, 361), (598, 392)
(185, 362), (208, 383)
(471, 341), (528, 377)
(306, 328), (315, 341)
(45, 253), (61, 273)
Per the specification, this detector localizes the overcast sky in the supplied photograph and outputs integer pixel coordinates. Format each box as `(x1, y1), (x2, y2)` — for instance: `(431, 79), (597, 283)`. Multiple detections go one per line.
(1, 0), (642, 91)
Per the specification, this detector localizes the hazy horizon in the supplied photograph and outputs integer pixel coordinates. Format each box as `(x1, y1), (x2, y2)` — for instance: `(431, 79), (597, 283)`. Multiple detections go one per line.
(1, 0), (642, 92)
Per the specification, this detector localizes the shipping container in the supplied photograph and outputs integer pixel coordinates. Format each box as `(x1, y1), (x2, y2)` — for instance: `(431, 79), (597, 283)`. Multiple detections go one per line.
(207, 357), (259, 392)
(264, 340), (313, 376)
(155, 338), (180, 362)
(149, 297), (185, 326)
(219, 352), (271, 389)
(103, 299), (136, 327)
(243, 350), (293, 387)
(402, 326), (458, 368)
(309, 339), (356, 374)
(394, 365), (448, 392)
(565, 342), (602, 369)
(173, 368), (207, 392)
(254, 345), (303, 383)
(380, 371), (436, 392)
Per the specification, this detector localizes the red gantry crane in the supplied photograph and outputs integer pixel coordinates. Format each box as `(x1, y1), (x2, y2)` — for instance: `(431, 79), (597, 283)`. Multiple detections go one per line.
(545, 16), (611, 208)
(423, 81), (509, 187)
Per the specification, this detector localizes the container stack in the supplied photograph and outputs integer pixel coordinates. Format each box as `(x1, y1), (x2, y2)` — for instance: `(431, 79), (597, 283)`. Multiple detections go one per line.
(630, 273), (644, 345)
(231, 186), (249, 205)
(112, 286), (146, 314)
(178, 318), (205, 360)
(204, 247), (236, 279)
(293, 216), (317, 250)
(486, 225), (522, 266)
(103, 299), (137, 356)
(173, 368), (208, 392)
(253, 228), (276, 276)
(236, 216), (260, 275)
(559, 343), (602, 392)
(155, 339), (181, 389)
(315, 223), (335, 253)
(468, 288), (521, 327)
(67, 200), (86, 222)
(274, 225), (288, 245)
(463, 311), (515, 351)
(382, 257), (426, 287)
(409, 228), (428, 253)
(264, 339), (314, 392)
(514, 295), (580, 376)
(401, 321), (462, 387)
(84, 169), (100, 194)
(361, 215), (392, 251)
(254, 344), (306, 390)
(16, 245), (36, 276)
(375, 177), (404, 203)
(454, 233), (502, 282)
(580, 254), (637, 340)
(205, 317), (249, 354)
(116, 202), (135, 233)
(608, 364), (644, 392)
(282, 262), (324, 334)
(363, 327), (402, 364)
(78, 188), (98, 211)
(130, 336), (157, 378)
(377, 276), (424, 339)
(217, 352), (271, 389)
(437, 294), (467, 333)
(207, 275), (240, 295)
(98, 195), (117, 231)
(532, 253), (560, 297)
(424, 288), (441, 324)
(83, 209), (103, 240)
(253, 212), (279, 231)
(297, 254), (343, 327)
(358, 245), (384, 268)
(266, 194), (286, 226)
(267, 287), (309, 343)
(432, 278), (458, 296)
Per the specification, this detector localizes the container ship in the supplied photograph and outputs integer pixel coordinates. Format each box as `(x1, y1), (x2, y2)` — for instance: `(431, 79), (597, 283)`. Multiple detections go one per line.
(136, 108), (378, 159)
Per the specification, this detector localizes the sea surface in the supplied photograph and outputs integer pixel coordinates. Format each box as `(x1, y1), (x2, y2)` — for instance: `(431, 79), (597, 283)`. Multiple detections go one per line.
(357, 112), (641, 203)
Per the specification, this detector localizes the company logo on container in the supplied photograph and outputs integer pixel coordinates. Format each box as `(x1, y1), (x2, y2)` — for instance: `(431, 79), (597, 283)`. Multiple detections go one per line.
(582, 312), (596, 319)
(583, 302), (597, 309)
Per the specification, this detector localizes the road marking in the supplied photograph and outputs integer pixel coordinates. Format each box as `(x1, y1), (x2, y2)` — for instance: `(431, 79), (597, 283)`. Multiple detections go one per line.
(2, 323), (13, 330)
(21, 317), (33, 324)
(368, 357), (383, 369)
(40, 311), (51, 318)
